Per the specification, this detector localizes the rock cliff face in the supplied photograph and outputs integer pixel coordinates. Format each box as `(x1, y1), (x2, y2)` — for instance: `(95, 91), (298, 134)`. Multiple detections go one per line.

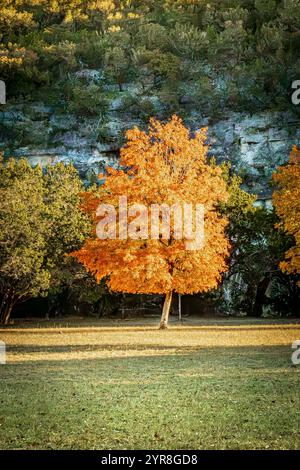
(1, 98), (299, 203)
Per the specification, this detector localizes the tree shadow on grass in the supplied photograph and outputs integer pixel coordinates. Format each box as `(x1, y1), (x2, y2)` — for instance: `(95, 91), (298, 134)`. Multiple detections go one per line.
(1, 321), (300, 335)
(6, 342), (298, 355)
(3, 344), (296, 378)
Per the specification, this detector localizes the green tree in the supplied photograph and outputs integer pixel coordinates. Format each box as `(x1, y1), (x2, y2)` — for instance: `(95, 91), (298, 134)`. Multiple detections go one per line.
(0, 158), (90, 324)
(43, 163), (92, 292)
(221, 168), (294, 315)
(104, 45), (133, 91)
(0, 158), (49, 324)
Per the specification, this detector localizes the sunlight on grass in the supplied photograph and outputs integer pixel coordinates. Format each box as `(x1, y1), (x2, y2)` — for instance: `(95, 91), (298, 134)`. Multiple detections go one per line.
(0, 321), (299, 450)
(1, 324), (300, 363)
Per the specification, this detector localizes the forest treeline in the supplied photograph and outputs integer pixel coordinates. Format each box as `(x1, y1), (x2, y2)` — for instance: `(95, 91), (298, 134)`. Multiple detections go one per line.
(1, 0), (300, 117)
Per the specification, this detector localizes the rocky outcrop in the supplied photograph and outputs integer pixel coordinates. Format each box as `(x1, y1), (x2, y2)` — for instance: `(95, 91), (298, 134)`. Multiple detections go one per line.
(203, 112), (300, 202)
(1, 99), (299, 202)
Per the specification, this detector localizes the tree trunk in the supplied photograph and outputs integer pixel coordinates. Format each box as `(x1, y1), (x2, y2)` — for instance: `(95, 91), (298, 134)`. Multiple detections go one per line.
(0, 291), (15, 325)
(253, 276), (270, 317)
(159, 291), (173, 329)
(0, 301), (13, 325)
(178, 293), (182, 322)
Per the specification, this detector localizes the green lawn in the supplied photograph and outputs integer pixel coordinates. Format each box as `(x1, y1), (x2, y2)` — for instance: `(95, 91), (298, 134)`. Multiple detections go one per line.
(0, 319), (300, 449)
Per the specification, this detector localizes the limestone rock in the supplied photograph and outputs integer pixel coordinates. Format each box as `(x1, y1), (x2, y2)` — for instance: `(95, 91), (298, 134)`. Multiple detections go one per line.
(1, 99), (299, 201)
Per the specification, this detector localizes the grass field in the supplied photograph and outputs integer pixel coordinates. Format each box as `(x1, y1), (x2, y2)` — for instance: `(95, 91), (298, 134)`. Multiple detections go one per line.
(0, 318), (300, 450)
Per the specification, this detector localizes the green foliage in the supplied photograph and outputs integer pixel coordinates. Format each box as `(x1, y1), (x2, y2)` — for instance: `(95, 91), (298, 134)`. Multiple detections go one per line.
(220, 162), (257, 225)
(136, 23), (169, 51)
(219, 164), (299, 316)
(0, 157), (49, 323)
(1, 0), (297, 113)
(65, 81), (109, 116)
(43, 163), (91, 264)
(41, 40), (78, 76)
(0, 156), (91, 323)
(75, 33), (108, 68)
(170, 23), (209, 59)
(104, 45), (135, 90)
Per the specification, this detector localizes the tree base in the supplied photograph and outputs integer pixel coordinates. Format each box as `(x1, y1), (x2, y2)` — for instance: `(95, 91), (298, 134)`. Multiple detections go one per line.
(158, 291), (173, 330)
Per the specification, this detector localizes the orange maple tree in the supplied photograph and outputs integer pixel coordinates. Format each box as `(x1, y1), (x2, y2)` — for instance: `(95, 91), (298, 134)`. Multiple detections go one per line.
(273, 146), (300, 281)
(72, 115), (230, 328)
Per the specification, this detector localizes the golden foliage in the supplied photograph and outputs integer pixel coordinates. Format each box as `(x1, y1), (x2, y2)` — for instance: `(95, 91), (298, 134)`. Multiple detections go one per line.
(72, 116), (230, 295)
(273, 146), (300, 278)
